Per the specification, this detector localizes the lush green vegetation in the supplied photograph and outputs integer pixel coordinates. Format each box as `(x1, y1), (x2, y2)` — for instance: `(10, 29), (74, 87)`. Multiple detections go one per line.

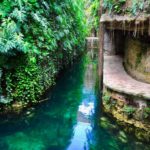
(0, 0), (88, 104)
(103, 92), (111, 105)
(103, 0), (150, 15)
(85, 0), (100, 36)
(89, 0), (100, 34)
(103, 0), (126, 14)
(143, 107), (150, 119)
(122, 105), (136, 117)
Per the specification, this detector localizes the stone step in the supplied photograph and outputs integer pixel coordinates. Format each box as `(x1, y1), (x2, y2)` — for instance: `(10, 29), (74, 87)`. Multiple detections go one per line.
(104, 55), (150, 99)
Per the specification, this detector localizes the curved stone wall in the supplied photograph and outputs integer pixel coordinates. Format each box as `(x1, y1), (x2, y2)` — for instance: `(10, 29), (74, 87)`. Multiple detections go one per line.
(124, 37), (150, 84)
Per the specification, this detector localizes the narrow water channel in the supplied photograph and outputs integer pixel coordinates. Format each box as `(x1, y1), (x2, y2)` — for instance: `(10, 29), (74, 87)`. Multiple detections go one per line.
(0, 53), (149, 150)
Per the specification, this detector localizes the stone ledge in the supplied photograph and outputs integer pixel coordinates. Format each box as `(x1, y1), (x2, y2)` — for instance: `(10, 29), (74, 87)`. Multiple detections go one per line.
(100, 14), (150, 23)
(104, 55), (150, 100)
(100, 14), (150, 33)
(86, 37), (99, 49)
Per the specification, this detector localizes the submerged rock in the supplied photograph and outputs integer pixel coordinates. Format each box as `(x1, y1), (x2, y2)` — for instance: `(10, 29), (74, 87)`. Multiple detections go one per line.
(26, 111), (31, 115)
(100, 117), (117, 130)
(119, 131), (127, 139)
(118, 131), (128, 143)
(12, 102), (24, 110)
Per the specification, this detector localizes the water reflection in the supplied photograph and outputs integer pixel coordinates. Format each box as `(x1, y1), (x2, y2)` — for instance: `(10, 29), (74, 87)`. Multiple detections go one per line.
(67, 54), (97, 150)
(78, 102), (94, 117)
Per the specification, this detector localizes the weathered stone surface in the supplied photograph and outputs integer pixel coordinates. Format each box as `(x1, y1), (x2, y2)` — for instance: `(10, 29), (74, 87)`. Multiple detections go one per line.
(103, 87), (150, 142)
(100, 14), (150, 23)
(103, 99), (150, 142)
(103, 29), (115, 55)
(86, 37), (99, 49)
(100, 14), (150, 33)
(104, 55), (150, 99)
(101, 0), (150, 143)
(124, 38), (150, 84)
(86, 37), (99, 59)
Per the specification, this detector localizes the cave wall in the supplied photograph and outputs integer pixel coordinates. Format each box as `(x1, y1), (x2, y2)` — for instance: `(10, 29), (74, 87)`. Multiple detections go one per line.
(103, 29), (125, 56)
(124, 37), (150, 84)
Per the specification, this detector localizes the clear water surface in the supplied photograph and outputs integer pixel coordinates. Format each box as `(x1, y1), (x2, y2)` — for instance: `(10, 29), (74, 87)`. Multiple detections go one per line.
(0, 53), (149, 150)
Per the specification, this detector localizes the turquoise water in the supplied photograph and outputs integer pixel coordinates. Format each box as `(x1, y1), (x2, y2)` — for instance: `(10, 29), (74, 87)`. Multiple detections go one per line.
(0, 53), (149, 150)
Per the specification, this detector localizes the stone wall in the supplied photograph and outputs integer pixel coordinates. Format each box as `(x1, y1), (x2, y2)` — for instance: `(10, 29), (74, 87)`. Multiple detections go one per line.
(103, 87), (150, 142)
(103, 29), (115, 55)
(103, 30), (125, 56)
(124, 37), (150, 84)
(86, 37), (99, 50)
(86, 37), (99, 59)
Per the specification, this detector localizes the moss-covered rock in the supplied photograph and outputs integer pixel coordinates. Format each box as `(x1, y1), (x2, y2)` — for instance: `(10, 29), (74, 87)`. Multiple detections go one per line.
(102, 88), (150, 142)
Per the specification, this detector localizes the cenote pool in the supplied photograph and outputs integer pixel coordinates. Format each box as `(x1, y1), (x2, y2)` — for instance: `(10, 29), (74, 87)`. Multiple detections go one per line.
(0, 53), (149, 150)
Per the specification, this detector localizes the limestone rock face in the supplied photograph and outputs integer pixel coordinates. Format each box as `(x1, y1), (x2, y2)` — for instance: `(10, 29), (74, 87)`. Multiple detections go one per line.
(124, 37), (150, 84)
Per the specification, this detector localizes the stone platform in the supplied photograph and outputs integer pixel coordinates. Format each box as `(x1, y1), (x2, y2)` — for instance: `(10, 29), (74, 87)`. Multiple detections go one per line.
(104, 55), (150, 100)
(86, 37), (99, 49)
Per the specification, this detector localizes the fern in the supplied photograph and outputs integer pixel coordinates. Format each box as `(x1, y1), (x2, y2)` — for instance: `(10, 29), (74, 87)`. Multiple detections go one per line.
(10, 8), (26, 22)
(0, 0), (13, 18)
(32, 12), (48, 28)
(131, 0), (144, 15)
(0, 18), (26, 54)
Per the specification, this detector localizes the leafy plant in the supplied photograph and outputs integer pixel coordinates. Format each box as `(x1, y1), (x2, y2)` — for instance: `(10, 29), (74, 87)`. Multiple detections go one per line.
(88, 0), (100, 34)
(131, 0), (144, 15)
(123, 105), (136, 117)
(143, 107), (150, 119)
(103, 92), (111, 104)
(0, 0), (88, 103)
(103, 0), (126, 14)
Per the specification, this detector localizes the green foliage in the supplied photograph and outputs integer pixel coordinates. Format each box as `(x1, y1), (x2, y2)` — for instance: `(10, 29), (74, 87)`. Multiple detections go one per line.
(4, 53), (57, 102)
(103, 0), (126, 14)
(131, 0), (144, 15)
(0, 18), (26, 54)
(103, 92), (111, 104)
(0, 0), (87, 103)
(102, 0), (148, 15)
(103, 0), (112, 13)
(143, 107), (150, 119)
(0, 0), (87, 55)
(123, 105), (136, 116)
(13, 58), (42, 102)
(85, 0), (100, 35)
(90, 0), (100, 32)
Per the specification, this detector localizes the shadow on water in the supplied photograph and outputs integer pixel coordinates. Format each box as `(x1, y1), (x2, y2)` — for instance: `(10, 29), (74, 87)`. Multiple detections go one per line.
(0, 51), (149, 150)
